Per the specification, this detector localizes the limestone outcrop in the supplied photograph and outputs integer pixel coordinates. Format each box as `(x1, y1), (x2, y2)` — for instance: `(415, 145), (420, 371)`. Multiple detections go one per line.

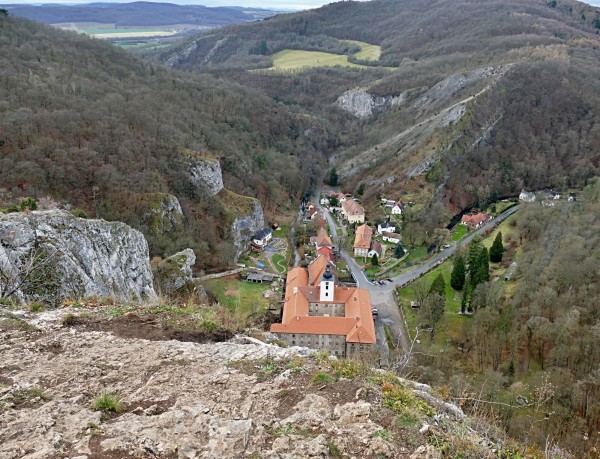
(230, 199), (265, 259)
(153, 248), (196, 296)
(140, 193), (185, 237)
(0, 306), (527, 459)
(187, 152), (224, 196)
(0, 210), (156, 305)
(335, 87), (421, 119)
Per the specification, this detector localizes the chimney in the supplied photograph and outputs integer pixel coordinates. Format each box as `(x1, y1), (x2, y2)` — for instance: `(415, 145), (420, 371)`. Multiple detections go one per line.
(293, 287), (298, 295)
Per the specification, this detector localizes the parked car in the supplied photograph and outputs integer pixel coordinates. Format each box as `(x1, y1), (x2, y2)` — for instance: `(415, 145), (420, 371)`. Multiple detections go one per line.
(386, 278), (393, 282)
(371, 308), (379, 316)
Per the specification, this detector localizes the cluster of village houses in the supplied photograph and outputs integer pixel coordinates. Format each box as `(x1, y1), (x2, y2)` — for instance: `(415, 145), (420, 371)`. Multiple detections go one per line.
(256, 186), (579, 357)
(519, 188), (577, 207)
(266, 192), (412, 357)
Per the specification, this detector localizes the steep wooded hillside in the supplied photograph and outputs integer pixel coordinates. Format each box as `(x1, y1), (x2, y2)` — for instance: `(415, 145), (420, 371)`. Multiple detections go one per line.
(164, 0), (600, 227)
(0, 15), (334, 269)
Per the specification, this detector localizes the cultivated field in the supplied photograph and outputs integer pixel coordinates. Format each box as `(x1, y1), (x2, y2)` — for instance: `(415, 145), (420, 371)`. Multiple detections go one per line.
(344, 39), (381, 60)
(271, 49), (370, 70)
(269, 40), (390, 71)
(80, 28), (177, 39)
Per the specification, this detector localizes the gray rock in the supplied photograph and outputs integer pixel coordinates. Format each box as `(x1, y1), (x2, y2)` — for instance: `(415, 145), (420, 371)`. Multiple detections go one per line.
(153, 249), (196, 296)
(0, 210), (156, 305)
(141, 193), (184, 237)
(187, 154), (224, 196)
(335, 87), (420, 119)
(229, 199), (265, 260)
(410, 445), (442, 459)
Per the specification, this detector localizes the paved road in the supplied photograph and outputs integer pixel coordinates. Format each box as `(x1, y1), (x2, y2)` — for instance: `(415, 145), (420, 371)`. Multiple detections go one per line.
(375, 204), (521, 293)
(315, 183), (521, 354)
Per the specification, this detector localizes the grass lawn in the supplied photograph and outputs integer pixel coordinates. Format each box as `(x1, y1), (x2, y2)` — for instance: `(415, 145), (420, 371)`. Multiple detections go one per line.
(204, 278), (270, 318)
(272, 225), (286, 238)
(80, 28), (176, 38)
(482, 214), (518, 250)
(344, 39), (381, 60)
(451, 224), (468, 241)
(397, 259), (469, 345)
(402, 245), (428, 265)
(364, 264), (381, 278)
(271, 49), (370, 70)
(272, 253), (289, 274)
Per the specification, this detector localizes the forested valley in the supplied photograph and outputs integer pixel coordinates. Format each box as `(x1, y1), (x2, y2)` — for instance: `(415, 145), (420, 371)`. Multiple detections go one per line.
(0, 14), (337, 269)
(163, 0), (600, 231)
(404, 181), (600, 456)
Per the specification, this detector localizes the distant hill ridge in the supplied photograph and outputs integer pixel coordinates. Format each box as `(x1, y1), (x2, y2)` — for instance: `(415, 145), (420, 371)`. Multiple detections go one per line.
(0, 1), (277, 26)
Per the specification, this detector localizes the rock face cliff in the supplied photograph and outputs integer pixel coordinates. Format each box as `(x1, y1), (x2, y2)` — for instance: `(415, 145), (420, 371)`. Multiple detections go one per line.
(336, 87), (421, 119)
(153, 248), (196, 297)
(0, 210), (156, 305)
(229, 198), (265, 259)
(187, 154), (224, 196)
(141, 193), (185, 237)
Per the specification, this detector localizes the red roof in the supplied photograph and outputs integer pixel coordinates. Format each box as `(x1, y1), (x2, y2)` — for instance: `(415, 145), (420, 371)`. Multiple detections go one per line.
(460, 212), (490, 227)
(270, 258), (375, 344)
(353, 223), (373, 249)
(317, 246), (334, 261)
(342, 200), (365, 216)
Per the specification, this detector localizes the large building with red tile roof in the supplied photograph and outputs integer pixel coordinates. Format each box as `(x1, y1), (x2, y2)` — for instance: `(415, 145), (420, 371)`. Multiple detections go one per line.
(317, 246), (335, 262)
(353, 223), (373, 257)
(341, 200), (365, 223)
(270, 255), (376, 358)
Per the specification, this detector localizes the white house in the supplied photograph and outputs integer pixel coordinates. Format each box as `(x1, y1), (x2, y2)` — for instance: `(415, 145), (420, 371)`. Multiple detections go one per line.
(377, 221), (396, 235)
(541, 200), (555, 208)
(391, 201), (405, 215)
(320, 196), (330, 206)
(252, 228), (273, 247)
(382, 232), (402, 244)
(368, 241), (383, 259)
(519, 190), (536, 203)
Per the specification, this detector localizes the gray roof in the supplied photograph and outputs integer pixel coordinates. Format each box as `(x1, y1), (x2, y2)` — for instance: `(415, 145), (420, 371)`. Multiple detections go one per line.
(253, 228), (272, 240)
(246, 272), (275, 282)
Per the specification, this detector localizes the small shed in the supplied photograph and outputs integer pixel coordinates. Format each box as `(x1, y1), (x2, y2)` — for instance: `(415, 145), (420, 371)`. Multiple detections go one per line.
(245, 272), (275, 283)
(504, 262), (518, 281)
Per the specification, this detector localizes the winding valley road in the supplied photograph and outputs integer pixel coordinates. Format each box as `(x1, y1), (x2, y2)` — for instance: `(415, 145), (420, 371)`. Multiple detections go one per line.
(314, 184), (521, 355)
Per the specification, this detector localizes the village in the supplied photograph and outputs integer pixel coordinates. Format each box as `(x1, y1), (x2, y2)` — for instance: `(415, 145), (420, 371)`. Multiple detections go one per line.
(200, 185), (576, 359)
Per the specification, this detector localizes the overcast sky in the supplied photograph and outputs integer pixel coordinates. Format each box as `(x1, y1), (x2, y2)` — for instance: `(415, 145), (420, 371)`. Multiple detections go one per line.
(4, 0), (600, 10)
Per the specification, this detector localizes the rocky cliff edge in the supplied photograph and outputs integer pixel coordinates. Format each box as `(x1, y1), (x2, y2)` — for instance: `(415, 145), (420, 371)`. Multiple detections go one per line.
(0, 305), (529, 459)
(0, 210), (156, 305)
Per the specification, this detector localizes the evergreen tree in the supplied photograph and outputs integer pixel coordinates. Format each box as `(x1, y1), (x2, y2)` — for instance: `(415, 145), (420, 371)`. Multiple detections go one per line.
(371, 253), (379, 266)
(467, 238), (482, 271)
(356, 183), (365, 196)
(460, 283), (470, 314)
(489, 231), (505, 263)
(429, 273), (446, 298)
(328, 168), (338, 186)
(474, 246), (490, 285)
(450, 255), (466, 291)
(394, 244), (405, 258)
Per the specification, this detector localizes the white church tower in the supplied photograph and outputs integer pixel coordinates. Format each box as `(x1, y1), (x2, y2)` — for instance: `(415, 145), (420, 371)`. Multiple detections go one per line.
(319, 263), (335, 302)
